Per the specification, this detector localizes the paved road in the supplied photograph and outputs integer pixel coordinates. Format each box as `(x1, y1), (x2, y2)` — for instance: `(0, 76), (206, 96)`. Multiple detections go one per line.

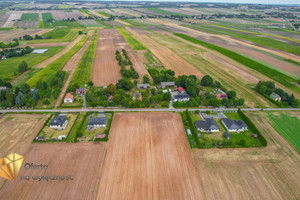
(0, 107), (299, 113)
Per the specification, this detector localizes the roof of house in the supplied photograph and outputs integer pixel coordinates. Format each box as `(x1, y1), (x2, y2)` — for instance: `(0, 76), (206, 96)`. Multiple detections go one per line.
(160, 82), (175, 86)
(64, 93), (74, 100)
(222, 118), (248, 129)
(175, 87), (185, 93)
(88, 117), (108, 126)
(132, 93), (142, 97)
(50, 115), (67, 126)
(194, 118), (219, 130)
(270, 92), (280, 99)
(0, 87), (7, 91)
(216, 93), (227, 99)
(137, 83), (150, 88)
(76, 88), (86, 92)
(224, 132), (230, 138)
(174, 94), (190, 100)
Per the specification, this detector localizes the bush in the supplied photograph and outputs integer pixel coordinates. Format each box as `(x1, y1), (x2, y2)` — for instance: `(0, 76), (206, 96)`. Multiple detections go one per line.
(42, 99), (50, 105)
(185, 109), (201, 148)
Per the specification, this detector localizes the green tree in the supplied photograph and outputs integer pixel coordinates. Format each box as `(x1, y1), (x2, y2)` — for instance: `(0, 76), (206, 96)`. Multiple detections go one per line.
(18, 61), (28, 73)
(107, 84), (116, 95)
(200, 75), (213, 86)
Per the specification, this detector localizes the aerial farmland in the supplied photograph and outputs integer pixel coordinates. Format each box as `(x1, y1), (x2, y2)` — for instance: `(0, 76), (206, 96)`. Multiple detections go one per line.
(0, 1), (299, 199)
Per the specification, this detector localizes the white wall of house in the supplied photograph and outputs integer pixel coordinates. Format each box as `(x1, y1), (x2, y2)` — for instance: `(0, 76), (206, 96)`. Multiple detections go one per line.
(64, 98), (73, 104)
(50, 120), (68, 130)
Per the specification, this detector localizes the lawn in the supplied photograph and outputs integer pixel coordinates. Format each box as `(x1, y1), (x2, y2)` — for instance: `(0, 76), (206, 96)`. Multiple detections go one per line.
(69, 31), (98, 87)
(38, 114), (78, 141)
(117, 27), (147, 51)
(0, 46), (64, 80)
(174, 33), (300, 94)
(20, 13), (39, 21)
(27, 36), (88, 87)
(265, 111), (300, 154)
(11, 68), (42, 86)
(97, 11), (112, 18)
(224, 112), (242, 120)
(67, 112), (87, 142)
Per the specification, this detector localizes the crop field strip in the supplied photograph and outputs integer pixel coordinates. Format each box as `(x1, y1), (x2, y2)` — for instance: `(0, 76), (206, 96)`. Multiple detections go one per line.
(20, 13), (39, 21)
(97, 112), (203, 200)
(27, 35), (88, 87)
(92, 28), (122, 86)
(55, 30), (95, 107)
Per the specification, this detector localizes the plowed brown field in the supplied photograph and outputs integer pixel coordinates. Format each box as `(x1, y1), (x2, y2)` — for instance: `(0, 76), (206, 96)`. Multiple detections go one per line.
(0, 143), (106, 200)
(92, 29), (121, 86)
(96, 112), (203, 200)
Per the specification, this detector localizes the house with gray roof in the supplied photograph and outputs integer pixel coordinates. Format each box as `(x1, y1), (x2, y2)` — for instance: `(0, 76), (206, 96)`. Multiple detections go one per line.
(270, 92), (281, 101)
(194, 118), (219, 132)
(136, 83), (150, 89)
(221, 118), (248, 133)
(160, 82), (175, 88)
(49, 115), (68, 130)
(87, 117), (108, 129)
(173, 94), (190, 102)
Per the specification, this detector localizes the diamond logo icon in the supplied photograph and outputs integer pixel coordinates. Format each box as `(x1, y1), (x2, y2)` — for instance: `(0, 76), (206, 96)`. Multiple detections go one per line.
(0, 153), (24, 180)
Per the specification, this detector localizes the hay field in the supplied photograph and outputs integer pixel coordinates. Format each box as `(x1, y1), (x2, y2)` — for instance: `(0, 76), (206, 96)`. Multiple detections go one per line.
(96, 112), (203, 200)
(0, 143), (106, 200)
(193, 111), (300, 200)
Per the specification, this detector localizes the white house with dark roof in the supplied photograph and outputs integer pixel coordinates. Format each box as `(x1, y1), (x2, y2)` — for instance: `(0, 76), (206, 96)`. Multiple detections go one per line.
(136, 83), (150, 89)
(194, 118), (219, 132)
(87, 117), (108, 129)
(221, 118), (248, 133)
(49, 115), (68, 130)
(160, 82), (175, 88)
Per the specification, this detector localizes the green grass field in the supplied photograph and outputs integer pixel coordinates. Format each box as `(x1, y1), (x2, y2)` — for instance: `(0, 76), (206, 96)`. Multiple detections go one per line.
(27, 36), (88, 87)
(0, 46), (64, 80)
(70, 31), (98, 87)
(41, 13), (54, 28)
(20, 13), (39, 21)
(145, 8), (188, 16)
(28, 28), (81, 43)
(97, 11), (112, 17)
(265, 112), (300, 154)
(117, 27), (146, 51)
(174, 33), (300, 94)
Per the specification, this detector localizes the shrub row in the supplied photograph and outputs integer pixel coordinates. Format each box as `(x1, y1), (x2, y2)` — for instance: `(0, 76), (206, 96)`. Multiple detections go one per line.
(237, 109), (267, 146)
(185, 109), (201, 148)
(174, 33), (299, 94)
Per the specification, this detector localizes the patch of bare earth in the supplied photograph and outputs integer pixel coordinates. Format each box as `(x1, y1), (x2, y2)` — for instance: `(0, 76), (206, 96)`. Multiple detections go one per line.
(193, 111), (300, 200)
(96, 112), (203, 200)
(0, 143), (106, 200)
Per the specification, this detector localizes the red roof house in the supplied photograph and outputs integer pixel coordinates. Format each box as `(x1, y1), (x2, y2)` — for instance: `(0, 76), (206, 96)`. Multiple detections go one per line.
(216, 93), (228, 99)
(175, 87), (186, 94)
(76, 88), (86, 95)
(64, 93), (74, 104)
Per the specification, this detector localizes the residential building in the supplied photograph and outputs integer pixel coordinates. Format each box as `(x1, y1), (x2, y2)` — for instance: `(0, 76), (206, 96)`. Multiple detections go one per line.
(136, 83), (150, 89)
(160, 81), (175, 88)
(49, 115), (68, 130)
(132, 93), (142, 101)
(270, 92), (281, 101)
(87, 117), (108, 129)
(194, 118), (220, 132)
(64, 93), (74, 104)
(76, 88), (86, 96)
(173, 94), (190, 102)
(175, 87), (186, 94)
(221, 118), (248, 133)
(216, 93), (228, 99)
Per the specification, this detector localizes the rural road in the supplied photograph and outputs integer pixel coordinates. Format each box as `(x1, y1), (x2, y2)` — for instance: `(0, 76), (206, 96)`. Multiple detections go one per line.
(0, 108), (299, 113)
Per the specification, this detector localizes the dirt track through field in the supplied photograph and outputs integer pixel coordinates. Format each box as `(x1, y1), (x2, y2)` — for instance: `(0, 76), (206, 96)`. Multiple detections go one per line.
(55, 32), (93, 107)
(0, 143), (106, 200)
(92, 29), (122, 86)
(193, 111), (300, 200)
(32, 34), (84, 69)
(0, 29), (51, 41)
(96, 112), (203, 200)
(128, 28), (203, 78)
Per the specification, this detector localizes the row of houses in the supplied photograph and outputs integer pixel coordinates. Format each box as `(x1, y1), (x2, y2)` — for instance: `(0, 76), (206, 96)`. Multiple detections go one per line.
(194, 118), (248, 133)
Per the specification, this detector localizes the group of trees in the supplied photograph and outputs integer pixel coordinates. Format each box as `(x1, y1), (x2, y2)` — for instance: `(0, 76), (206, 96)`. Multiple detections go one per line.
(256, 80), (299, 107)
(0, 39), (19, 49)
(115, 49), (139, 79)
(20, 34), (49, 41)
(0, 46), (33, 59)
(148, 68), (176, 84)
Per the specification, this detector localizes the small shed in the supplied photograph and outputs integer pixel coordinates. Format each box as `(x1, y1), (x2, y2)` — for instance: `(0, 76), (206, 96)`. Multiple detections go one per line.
(94, 134), (106, 140)
(224, 132), (231, 140)
(186, 129), (192, 136)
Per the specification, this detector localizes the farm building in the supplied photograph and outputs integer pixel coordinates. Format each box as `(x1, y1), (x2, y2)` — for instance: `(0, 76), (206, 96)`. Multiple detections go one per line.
(194, 118), (219, 132)
(270, 92), (281, 101)
(76, 88), (86, 96)
(87, 117), (108, 129)
(136, 83), (150, 89)
(160, 81), (175, 88)
(221, 118), (248, 133)
(175, 87), (186, 94)
(224, 132), (231, 140)
(173, 94), (190, 102)
(64, 93), (74, 104)
(132, 93), (142, 101)
(49, 115), (68, 130)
